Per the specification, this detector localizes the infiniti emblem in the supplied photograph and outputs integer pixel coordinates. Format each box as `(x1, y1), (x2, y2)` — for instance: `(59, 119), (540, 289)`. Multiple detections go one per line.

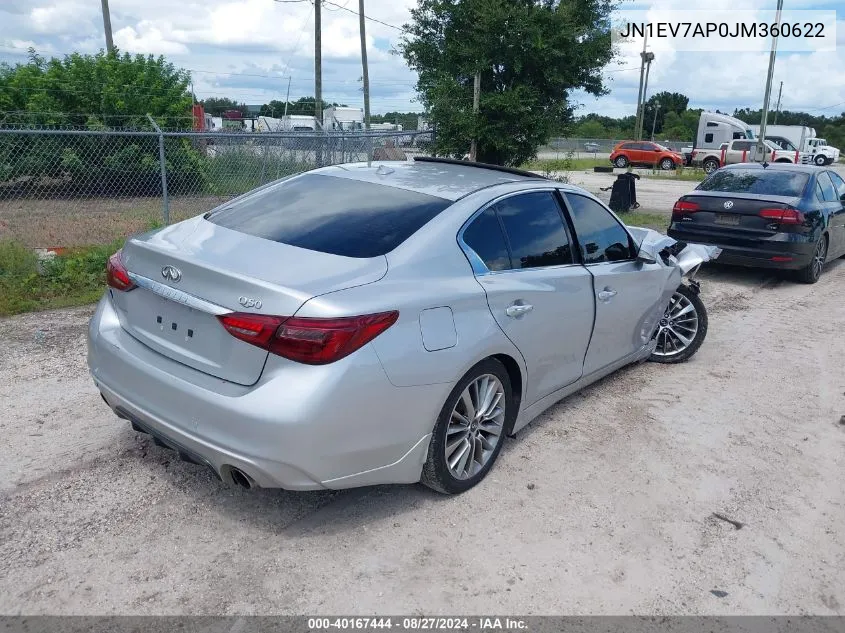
(723, 200), (734, 209)
(161, 265), (182, 282)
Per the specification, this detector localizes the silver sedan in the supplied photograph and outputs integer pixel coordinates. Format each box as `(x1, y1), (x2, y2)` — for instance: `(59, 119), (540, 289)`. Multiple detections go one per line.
(88, 158), (717, 494)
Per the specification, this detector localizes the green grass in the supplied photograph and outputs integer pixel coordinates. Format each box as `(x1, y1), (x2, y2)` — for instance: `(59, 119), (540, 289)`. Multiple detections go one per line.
(618, 211), (670, 232)
(0, 239), (122, 316)
(523, 158), (707, 182)
(522, 158), (608, 172)
(204, 148), (305, 196)
(639, 168), (706, 182)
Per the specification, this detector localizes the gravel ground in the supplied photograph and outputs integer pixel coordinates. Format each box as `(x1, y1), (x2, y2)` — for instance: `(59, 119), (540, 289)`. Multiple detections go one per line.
(1, 261), (844, 615)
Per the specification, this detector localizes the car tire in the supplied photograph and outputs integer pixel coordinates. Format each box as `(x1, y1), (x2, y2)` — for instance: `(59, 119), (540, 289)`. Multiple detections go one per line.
(421, 358), (515, 495)
(703, 158), (720, 174)
(649, 284), (708, 364)
(814, 154), (826, 166)
(614, 156), (629, 168)
(796, 235), (828, 284)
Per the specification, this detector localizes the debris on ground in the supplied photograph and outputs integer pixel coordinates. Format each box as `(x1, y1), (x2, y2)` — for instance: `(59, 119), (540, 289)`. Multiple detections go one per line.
(712, 512), (745, 530)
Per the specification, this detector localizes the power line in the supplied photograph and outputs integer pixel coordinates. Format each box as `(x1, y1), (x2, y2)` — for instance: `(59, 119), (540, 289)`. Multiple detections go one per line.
(320, 0), (403, 31)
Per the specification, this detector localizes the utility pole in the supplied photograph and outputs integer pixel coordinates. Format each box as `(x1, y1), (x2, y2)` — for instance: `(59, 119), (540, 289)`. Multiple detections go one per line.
(101, 0), (114, 54)
(756, 0), (784, 162)
(358, 0), (371, 131)
(314, 0), (323, 165)
(469, 71), (481, 161)
(651, 104), (661, 141)
(637, 52), (655, 141)
(773, 81), (783, 124)
(283, 76), (291, 118)
(634, 31), (648, 141)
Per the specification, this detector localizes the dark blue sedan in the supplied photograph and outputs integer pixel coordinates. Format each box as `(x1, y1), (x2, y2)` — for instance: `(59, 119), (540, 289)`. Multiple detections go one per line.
(668, 163), (845, 283)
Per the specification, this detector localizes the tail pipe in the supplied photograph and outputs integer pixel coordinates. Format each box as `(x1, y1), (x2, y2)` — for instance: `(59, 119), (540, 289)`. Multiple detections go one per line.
(228, 467), (255, 490)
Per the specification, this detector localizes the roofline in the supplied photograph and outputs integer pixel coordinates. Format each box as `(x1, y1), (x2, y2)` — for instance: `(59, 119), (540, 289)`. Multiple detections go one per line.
(413, 156), (547, 180)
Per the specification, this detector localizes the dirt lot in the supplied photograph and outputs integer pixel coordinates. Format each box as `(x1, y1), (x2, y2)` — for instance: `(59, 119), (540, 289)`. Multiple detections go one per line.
(0, 196), (226, 248)
(1, 262), (844, 615)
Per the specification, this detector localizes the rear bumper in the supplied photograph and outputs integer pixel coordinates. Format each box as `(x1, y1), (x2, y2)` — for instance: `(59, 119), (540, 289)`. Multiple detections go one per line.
(667, 226), (815, 271)
(88, 293), (447, 490)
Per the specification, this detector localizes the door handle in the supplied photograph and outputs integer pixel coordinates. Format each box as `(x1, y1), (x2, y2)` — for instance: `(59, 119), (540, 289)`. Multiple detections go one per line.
(597, 288), (617, 302)
(505, 303), (534, 318)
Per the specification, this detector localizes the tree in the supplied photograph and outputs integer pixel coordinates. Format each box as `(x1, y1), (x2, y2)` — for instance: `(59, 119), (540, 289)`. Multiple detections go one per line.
(0, 49), (201, 195)
(573, 120), (607, 138)
(370, 111), (422, 130)
(258, 97), (347, 118)
(644, 91), (689, 136)
(201, 97), (248, 117)
(401, 0), (615, 166)
(0, 48), (192, 128)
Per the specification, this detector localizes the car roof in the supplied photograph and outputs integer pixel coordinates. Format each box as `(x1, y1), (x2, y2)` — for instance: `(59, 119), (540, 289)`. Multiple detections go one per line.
(720, 162), (822, 174)
(312, 159), (542, 202)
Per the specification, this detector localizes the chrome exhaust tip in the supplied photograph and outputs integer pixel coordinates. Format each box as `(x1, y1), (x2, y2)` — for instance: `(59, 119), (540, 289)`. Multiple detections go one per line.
(229, 467), (253, 490)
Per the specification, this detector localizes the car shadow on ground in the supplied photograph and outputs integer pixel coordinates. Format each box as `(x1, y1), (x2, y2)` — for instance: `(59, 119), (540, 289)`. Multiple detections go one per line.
(116, 427), (440, 536)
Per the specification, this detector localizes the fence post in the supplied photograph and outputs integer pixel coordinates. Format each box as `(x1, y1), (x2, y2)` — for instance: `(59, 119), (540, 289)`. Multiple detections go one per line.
(146, 114), (170, 224)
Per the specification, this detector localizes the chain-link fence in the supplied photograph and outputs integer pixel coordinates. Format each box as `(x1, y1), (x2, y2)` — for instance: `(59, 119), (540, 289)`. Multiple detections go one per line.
(0, 127), (433, 247)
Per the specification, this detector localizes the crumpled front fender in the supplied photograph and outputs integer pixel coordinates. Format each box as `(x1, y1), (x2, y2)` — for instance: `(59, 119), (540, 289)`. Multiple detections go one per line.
(627, 226), (722, 277)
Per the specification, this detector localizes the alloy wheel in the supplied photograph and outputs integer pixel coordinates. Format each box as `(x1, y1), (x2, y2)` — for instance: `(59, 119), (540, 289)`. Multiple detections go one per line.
(445, 374), (506, 480)
(811, 238), (827, 281)
(652, 291), (700, 358)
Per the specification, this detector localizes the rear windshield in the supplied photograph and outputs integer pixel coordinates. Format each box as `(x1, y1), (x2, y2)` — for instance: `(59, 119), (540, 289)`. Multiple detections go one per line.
(206, 174), (451, 258)
(697, 169), (809, 197)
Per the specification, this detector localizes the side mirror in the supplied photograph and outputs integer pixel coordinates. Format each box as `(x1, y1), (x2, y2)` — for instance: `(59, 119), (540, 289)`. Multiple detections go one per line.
(636, 251), (657, 265)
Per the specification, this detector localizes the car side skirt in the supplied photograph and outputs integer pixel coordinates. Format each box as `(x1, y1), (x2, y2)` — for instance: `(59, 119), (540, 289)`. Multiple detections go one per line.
(512, 341), (656, 435)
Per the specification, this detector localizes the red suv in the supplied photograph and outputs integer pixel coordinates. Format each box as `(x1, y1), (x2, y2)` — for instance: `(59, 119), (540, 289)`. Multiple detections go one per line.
(610, 141), (683, 170)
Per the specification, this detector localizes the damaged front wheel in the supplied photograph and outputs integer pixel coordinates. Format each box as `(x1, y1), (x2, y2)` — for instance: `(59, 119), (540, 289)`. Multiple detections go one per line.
(649, 284), (708, 364)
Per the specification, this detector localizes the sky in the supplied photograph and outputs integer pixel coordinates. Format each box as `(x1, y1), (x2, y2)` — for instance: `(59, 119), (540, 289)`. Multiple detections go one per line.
(1, 0), (844, 120)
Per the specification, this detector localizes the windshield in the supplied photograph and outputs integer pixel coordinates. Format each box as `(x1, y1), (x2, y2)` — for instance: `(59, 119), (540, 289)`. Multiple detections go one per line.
(697, 169), (809, 197)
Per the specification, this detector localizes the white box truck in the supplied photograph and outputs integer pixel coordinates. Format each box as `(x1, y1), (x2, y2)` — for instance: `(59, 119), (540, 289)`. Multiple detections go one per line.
(750, 124), (840, 166)
(323, 106), (364, 131)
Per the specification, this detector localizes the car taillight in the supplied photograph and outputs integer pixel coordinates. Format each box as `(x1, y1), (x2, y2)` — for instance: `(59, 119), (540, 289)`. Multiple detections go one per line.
(759, 207), (804, 225)
(672, 200), (700, 217)
(217, 311), (399, 365)
(106, 250), (136, 291)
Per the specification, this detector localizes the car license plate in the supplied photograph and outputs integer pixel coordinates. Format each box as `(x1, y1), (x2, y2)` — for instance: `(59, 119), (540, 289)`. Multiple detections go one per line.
(714, 214), (740, 226)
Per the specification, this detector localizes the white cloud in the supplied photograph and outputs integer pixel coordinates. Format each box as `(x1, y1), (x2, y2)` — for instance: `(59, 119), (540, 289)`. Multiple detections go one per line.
(114, 22), (190, 56)
(30, 2), (97, 35)
(1, 0), (843, 118)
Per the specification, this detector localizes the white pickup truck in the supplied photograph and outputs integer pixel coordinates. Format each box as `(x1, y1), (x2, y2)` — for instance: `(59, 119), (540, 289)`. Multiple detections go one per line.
(691, 139), (805, 174)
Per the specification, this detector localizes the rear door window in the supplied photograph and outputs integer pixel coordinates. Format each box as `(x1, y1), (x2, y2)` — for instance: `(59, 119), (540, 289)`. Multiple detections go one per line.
(816, 172), (838, 202)
(493, 192), (574, 269)
(206, 174), (452, 258)
(564, 194), (636, 264)
(462, 208), (511, 271)
(828, 171), (845, 198)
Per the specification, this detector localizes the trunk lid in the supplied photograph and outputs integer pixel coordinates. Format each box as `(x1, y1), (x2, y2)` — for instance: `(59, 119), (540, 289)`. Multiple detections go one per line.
(674, 191), (802, 247)
(111, 216), (387, 385)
